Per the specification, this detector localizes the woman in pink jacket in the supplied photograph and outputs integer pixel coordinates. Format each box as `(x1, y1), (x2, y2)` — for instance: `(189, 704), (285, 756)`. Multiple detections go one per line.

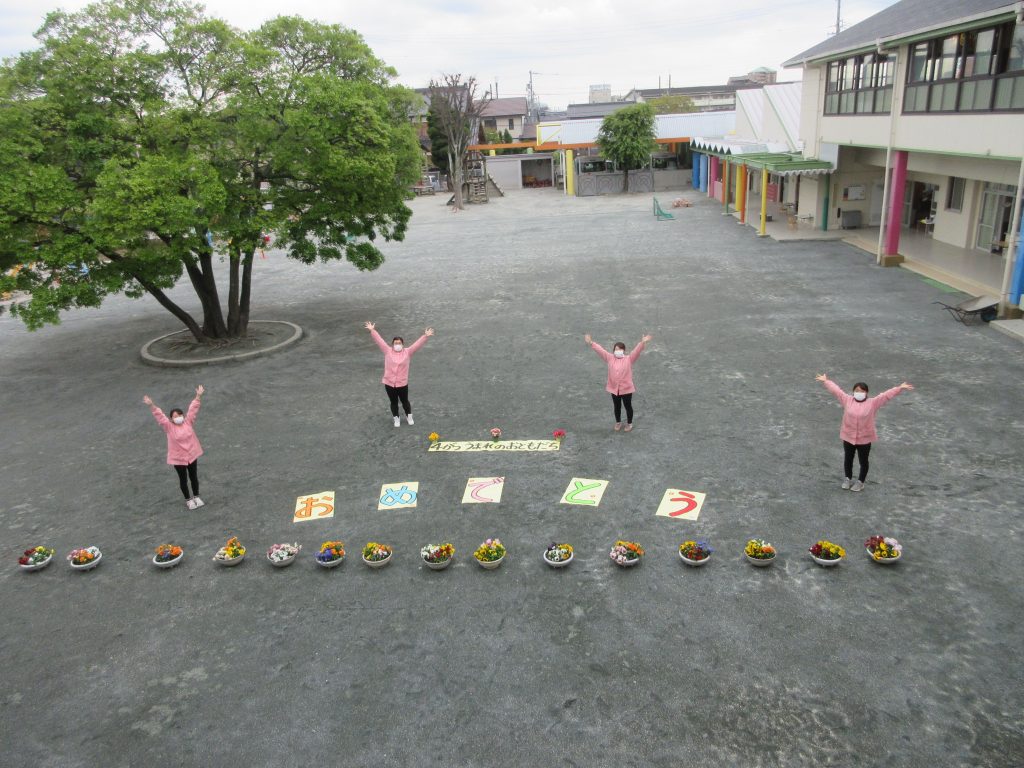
(365, 321), (434, 427)
(143, 385), (206, 509)
(816, 373), (913, 491)
(584, 333), (653, 431)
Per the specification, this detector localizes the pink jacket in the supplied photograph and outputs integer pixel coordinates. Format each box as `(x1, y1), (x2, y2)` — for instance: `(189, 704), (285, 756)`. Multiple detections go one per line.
(591, 341), (645, 395)
(370, 329), (428, 387)
(150, 398), (203, 465)
(823, 380), (902, 445)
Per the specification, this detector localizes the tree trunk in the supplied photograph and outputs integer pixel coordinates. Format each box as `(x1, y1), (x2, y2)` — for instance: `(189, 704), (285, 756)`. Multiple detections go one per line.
(450, 150), (464, 210)
(623, 166), (630, 194)
(237, 250), (255, 336)
(198, 251), (228, 337)
(226, 244), (241, 336)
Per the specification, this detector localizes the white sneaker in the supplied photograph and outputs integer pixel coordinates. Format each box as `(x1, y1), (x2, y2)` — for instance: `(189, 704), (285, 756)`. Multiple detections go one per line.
(614, 422), (622, 431)
(186, 498), (197, 510)
(851, 480), (865, 492)
(841, 478), (851, 490)
(406, 414), (414, 425)
(193, 497), (205, 508)
(393, 416), (401, 428)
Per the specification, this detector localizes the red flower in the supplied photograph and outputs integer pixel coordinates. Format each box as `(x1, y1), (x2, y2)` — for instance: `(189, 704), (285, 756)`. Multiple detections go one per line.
(18, 557), (29, 565)
(553, 429), (566, 439)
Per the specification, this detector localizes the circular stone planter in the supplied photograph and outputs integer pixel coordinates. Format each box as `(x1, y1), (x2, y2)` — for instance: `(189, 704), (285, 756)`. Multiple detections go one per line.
(362, 554), (392, 569)
(810, 554), (843, 567)
(866, 548), (902, 565)
(316, 556), (345, 569)
(267, 554), (297, 568)
(543, 552), (573, 569)
(214, 554), (245, 567)
(20, 555), (54, 572)
(141, 321), (303, 367)
(153, 552), (184, 569)
(423, 556), (453, 571)
(69, 552), (102, 571)
(475, 555), (505, 570)
(745, 553), (776, 568)
(613, 557), (641, 568)
(679, 551), (711, 567)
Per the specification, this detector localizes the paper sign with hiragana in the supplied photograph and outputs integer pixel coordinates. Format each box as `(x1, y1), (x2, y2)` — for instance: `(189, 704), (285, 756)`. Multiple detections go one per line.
(559, 477), (609, 507)
(378, 482), (419, 510)
(293, 491), (335, 523)
(655, 489), (707, 521)
(462, 477), (505, 504)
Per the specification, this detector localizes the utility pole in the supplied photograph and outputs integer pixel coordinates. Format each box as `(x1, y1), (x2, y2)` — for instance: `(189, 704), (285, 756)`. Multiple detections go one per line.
(835, 0), (843, 36)
(495, 77), (499, 99)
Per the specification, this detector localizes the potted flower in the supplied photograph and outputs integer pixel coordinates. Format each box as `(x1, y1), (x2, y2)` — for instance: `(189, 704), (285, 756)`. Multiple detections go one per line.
(678, 540), (713, 567)
(490, 427), (502, 443)
(809, 539), (845, 567)
(315, 540), (345, 569)
(18, 546), (55, 571)
(153, 544), (184, 569)
(744, 539), (776, 567)
(267, 542), (301, 568)
(552, 429), (566, 442)
(543, 542), (573, 568)
(67, 546), (102, 571)
(428, 432), (440, 444)
(213, 537), (246, 566)
(865, 535), (902, 564)
(362, 542), (393, 569)
(473, 537), (506, 569)
(609, 540), (644, 567)
(421, 542), (455, 570)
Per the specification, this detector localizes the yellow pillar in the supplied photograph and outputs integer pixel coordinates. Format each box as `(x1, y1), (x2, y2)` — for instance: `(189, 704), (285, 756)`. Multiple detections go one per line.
(759, 169), (769, 236)
(489, 149), (496, 156)
(565, 149), (575, 196)
(738, 164), (747, 224)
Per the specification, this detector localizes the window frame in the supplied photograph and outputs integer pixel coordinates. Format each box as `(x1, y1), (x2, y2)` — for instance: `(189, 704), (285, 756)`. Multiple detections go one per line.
(946, 177), (966, 211)
(823, 53), (894, 115)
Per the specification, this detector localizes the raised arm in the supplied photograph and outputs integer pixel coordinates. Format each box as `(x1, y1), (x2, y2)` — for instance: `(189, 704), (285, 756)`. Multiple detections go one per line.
(365, 322), (389, 352)
(144, 395), (171, 429)
(186, 385), (203, 425)
(629, 334), (653, 363)
(407, 327), (433, 356)
(587, 336), (612, 362)
(871, 382), (913, 410)
(816, 373), (850, 405)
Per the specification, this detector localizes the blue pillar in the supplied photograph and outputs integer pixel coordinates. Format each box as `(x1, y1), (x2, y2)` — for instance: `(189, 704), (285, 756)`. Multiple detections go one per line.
(700, 154), (709, 192)
(691, 153), (701, 189)
(1011, 210), (1024, 305)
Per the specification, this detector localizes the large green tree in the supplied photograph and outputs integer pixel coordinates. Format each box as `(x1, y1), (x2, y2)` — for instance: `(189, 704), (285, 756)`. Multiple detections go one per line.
(0, 0), (420, 342)
(596, 102), (657, 193)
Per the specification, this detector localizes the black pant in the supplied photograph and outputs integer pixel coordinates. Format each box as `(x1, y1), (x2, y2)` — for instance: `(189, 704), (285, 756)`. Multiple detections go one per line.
(173, 460), (199, 499)
(611, 393), (634, 424)
(843, 441), (871, 482)
(385, 385), (412, 417)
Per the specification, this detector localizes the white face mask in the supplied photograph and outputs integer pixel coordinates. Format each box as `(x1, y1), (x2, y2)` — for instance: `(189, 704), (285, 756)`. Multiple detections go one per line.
(853, 392), (867, 402)
(613, 349), (625, 359)
(393, 343), (403, 352)
(172, 415), (185, 425)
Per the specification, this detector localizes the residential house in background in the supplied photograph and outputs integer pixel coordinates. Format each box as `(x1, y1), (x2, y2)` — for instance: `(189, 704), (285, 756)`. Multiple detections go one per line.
(783, 0), (1024, 306)
(624, 80), (770, 112)
(480, 97), (529, 140)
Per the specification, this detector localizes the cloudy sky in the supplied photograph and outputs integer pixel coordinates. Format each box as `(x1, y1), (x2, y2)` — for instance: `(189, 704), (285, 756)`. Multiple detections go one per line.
(1, 0), (894, 108)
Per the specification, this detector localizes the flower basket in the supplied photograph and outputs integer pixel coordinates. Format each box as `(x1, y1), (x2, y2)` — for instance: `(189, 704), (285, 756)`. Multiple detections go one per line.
(68, 546), (102, 571)
(473, 538), (506, 569)
(865, 535), (902, 564)
(421, 543), (455, 571)
(315, 541), (345, 569)
(267, 542), (301, 568)
(552, 429), (566, 442)
(609, 540), (644, 567)
(678, 540), (713, 567)
(153, 544), (184, 569)
(744, 539), (776, 567)
(489, 427), (502, 443)
(428, 432), (440, 444)
(362, 542), (393, 569)
(543, 543), (573, 568)
(19, 546), (55, 572)
(809, 540), (845, 567)
(213, 537), (246, 566)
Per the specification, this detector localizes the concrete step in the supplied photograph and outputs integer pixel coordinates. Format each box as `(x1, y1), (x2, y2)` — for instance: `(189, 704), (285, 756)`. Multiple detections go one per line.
(990, 319), (1024, 344)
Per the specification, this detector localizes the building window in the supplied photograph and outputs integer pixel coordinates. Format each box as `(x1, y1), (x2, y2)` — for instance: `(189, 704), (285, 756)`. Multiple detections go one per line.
(824, 53), (893, 115)
(946, 177), (966, 211)
(508, 118), (515, 130)
(483, 118), (497, 129)
(904, 21), (1024, 113)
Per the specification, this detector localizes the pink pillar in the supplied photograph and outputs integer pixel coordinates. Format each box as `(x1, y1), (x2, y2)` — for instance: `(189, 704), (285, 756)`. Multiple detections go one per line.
(709, 156), (719, 198)
(885, 151), (908, 256)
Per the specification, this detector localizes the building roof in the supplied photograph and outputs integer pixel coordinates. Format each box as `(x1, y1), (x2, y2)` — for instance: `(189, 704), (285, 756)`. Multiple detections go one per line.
(626, 82), (766, 100)
(480, 97), (528, 118)
(783, 0), (1019, 66)
(566, 101), (633, 119)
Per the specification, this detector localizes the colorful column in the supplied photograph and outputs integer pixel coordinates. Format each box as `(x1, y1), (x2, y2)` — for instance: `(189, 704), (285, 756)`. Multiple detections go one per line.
(700, 154), (709, 192)
(691, 153), (701, 189)
(759, 169), (769, 237)
(738, 164), (747, 224)
(709, 156), (719, 198)
(565, 149), (574, 197)
(1011, 210), (1024, 305)
(884, 151), (908, 256)
(722, 159), (730, 211)
(822, 174), (830, 231)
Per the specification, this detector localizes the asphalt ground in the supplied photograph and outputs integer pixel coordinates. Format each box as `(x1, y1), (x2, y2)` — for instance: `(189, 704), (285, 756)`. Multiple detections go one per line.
(2, 189), (1023, 767)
